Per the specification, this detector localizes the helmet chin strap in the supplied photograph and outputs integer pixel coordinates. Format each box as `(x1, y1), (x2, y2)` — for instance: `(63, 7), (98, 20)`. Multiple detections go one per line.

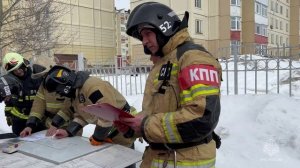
(143, 45), (163, 57)
(143, 29), (170, 57)
(143, 46), (152, 55)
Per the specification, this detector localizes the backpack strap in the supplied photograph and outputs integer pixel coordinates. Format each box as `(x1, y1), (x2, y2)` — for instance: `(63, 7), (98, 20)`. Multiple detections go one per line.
(176, 41), (211, 60)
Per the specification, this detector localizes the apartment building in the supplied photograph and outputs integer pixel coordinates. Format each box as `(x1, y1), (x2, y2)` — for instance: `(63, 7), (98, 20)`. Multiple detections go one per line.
(231, 0), (268, 47)
(1, 0), (117, 68)
(128, 0), (231, 62)
(1, 0), (299, 68)
(127, 0), (299, 61)
(268, 0), (291, 48)
(54, 0), (116, 67)
(231, 0), (298, 46)
(115, 9), (130, 67)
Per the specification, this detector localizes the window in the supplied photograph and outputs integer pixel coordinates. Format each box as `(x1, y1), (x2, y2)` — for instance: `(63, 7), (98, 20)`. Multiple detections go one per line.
(262, 4), (267, 17)
(271, 34), (274, 44)
(280, 21), (283, 30)
(231, 40), (240, 46)
(280, 36), (283, 46)
(195, 0), (201, 8)
(231, 0), (240, 6)
(231, 16), (241, 30)
(286, 23), (289, 32)
(280, 6), (283, 14)
(275, 19), (278, 29)
(230, 40), (241, 54)
(121, 27), (126, 32)
(255, 24), (268, 36)
(256, 24), (261, 34)
(286, 9), (289, 17)
(256, 3), (267, 17)
(255, 3), (261, 15)
(270, 17), (274, 27)
(262, 25), (267, 36)
(271, 1), (274, 11)
(195, 19), (203, 34)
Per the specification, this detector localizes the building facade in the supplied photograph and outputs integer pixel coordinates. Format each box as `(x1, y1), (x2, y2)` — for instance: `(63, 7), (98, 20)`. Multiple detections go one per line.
(1, 0), (118, 68)
(54, 0), (116, 67)
(128, 0), (231, 62)
(115, 9), (130, 68)
(127, 0), (299, 62)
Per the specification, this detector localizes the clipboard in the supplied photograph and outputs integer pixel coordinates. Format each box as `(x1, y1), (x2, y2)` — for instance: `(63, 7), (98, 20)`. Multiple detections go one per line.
(81, 103), (134, 122)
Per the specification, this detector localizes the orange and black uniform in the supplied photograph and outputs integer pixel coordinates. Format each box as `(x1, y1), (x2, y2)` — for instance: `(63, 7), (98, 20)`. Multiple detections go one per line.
(5, 67), (45, 135)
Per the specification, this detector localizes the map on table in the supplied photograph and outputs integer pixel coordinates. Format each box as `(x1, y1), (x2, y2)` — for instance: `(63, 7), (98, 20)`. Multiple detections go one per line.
(18, 134), (110, 164)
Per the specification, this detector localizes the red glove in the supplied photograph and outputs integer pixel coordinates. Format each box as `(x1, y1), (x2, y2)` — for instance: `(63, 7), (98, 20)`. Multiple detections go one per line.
(113, 121), (134, 138)
(113, 121), (130, 133)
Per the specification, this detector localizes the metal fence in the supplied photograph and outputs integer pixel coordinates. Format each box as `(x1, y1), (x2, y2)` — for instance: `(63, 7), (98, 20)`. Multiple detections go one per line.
(86, 45), (300, 98)
(218, 44), (300, 97)
(86, 64), (152, 96)
(1, 45), (299, 97)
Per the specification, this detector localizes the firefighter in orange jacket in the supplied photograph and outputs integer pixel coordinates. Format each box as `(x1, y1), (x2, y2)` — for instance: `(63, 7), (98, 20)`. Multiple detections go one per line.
(20, 56), (72, 137)
(115, 2), (222, 168)
(43, 65), (136, 167)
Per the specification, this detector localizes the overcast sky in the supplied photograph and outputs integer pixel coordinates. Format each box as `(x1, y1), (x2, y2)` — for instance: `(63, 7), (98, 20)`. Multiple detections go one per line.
(115, 0), (130, 10)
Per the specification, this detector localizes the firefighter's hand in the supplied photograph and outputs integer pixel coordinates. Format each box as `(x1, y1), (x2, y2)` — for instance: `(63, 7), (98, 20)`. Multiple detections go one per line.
(89, 136), (113, 146)
(6, 117), (12, 126)
(113, 121), (130, 133)
(52, 129), (68, 139)
(20, 127), (32, 137)
(119, 113), (145, 136)
(114, 121), (135, 138)
(46, 125), (58, 136)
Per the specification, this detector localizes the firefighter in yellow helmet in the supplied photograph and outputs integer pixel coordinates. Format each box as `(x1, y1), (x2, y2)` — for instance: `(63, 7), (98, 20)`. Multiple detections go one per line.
(2, 53), (44, 136)
(115, 2), (222, 168)
(20, 56), (74, 137)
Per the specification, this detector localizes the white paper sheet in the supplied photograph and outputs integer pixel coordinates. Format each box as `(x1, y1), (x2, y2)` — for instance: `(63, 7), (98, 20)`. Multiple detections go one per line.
(18, 131), (47, 142)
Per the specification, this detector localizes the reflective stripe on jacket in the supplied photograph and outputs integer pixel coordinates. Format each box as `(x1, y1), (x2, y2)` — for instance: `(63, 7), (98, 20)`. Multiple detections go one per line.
(5, 106), (29, 119)
(140, 28), (222, 168)
(29, 85), (68, 128)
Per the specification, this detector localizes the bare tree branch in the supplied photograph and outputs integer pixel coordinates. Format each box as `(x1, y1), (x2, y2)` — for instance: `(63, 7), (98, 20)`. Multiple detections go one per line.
(1, 0), (72, 57)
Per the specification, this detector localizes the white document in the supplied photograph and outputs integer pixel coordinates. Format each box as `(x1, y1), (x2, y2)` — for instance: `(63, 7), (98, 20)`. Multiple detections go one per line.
(18, 131), (47, 142)
(85, 144), (143, 168)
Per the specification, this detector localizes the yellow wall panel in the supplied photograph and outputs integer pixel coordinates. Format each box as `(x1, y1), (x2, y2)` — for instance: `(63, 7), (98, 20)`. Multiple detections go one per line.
(94, 0), (101, 9)
(71, 5), (79, 25)
(79, 7), (93, 26)
(101, 11), (114, 28)
(101, 0), (114, 11)
(70, 0), (79, 5)
(79, 0), (93, 8)
(94, 10), (101, 28)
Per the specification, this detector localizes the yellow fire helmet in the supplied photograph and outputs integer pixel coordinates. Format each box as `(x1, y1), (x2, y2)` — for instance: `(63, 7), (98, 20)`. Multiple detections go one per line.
(2, 52), (25, 73)
(31, 56), (57, 79)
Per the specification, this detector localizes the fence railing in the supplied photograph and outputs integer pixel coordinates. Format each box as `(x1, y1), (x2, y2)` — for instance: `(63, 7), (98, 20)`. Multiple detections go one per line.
(86, 64), (152, 96)
(86, 45), (300, 98)
(1, 45), (299, 98)
(218, 45), (300, 97)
